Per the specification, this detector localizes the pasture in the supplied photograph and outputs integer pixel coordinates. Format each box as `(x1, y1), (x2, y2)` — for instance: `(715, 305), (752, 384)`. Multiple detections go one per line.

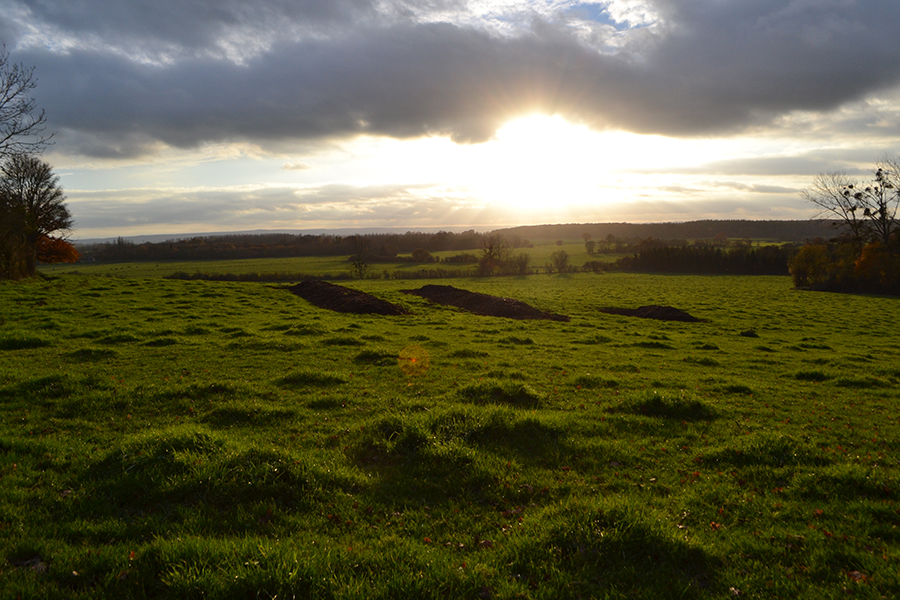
(1, 271), (898, 598)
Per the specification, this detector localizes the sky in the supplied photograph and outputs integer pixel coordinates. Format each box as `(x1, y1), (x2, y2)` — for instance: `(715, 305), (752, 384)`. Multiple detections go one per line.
(3, 0), (900, 239)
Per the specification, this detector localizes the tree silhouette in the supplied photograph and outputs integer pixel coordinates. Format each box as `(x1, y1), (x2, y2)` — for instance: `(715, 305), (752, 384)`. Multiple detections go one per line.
(801, 157), (900, 251)
(0, 154), (72, 277)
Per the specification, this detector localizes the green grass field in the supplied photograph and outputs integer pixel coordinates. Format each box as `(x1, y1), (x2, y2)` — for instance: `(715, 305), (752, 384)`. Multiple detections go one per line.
(1, 270), (898, 598)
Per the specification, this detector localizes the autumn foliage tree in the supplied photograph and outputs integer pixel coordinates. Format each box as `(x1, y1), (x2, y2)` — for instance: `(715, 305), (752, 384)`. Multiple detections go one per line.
(36, 234), (79, 264)
(0, 153), (73, 278)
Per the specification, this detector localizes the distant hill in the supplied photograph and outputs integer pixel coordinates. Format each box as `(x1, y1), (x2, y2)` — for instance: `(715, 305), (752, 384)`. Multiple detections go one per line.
(493, 220), (839, 243)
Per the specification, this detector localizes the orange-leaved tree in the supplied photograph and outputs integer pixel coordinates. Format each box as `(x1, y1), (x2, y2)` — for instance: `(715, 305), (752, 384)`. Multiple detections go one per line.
(36, 234), (79, 264)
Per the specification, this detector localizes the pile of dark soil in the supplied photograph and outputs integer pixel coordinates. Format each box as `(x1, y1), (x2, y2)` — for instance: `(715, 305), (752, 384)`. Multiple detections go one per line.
(286, 280), (410, 315)
(402, 284), (569, 321)
(599, 305), (700, 322)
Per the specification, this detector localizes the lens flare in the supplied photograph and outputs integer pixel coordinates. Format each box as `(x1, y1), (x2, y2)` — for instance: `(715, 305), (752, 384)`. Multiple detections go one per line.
(398, 345), (430, 376)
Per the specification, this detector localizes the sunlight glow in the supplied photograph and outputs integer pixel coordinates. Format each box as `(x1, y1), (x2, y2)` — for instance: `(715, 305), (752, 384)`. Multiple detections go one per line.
(463, 114), (737, 213)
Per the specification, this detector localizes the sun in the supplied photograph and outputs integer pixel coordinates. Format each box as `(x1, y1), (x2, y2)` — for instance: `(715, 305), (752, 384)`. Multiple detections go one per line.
(468, 115), (600, 209)
(463, 113), (673, 215)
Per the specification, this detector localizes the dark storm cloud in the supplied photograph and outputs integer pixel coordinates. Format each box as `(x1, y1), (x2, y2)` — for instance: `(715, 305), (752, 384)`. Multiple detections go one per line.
(8, 0), (900, 157)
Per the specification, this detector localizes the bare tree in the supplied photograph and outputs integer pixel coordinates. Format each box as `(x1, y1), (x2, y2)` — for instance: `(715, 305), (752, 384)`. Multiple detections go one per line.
(801, 158), (900, 251)
(477, 233), (509, 276)
(0, 154), (72, 277)
(0, 45), (51, 159)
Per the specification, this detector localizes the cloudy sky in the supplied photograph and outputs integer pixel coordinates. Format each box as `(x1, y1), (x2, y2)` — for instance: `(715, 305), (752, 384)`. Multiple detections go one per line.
(4, 0), (900, 239)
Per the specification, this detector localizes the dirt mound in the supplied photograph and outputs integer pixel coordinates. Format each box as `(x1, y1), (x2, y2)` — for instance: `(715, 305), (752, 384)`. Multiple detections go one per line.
(286, 280), (410, 315)
(402, 284), (569, 321)
(599, 305), (700, 322)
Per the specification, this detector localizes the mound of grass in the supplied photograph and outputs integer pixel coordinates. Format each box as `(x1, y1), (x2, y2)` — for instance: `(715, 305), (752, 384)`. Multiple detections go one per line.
(684, 357), (720, 367)
(0, 374), (83, 401)
(448, 348), (489, 358)
(499, 336), (535, 345)
(143, 336), (179, 347)
(465, 410), (561, 458)
(634, 340), (673, 349)
(277, 370), (348, 387)
(457, 380), (544, 408)
(573, 374), (620, 389)
(282, 324), (326, 337)
(97, 332), (141, 344)
(81, 427), (325, 522)
(202, 405), (297, 428)
(321, 336), (364, 346)
(833, 376), (888, 389)
(702, 433), (830, 468)
(0, 334), (51, 351)
(529, 503), (720, 596)
(354, 349), (397, 366)
(159, 383), (243, 402)
(573, 334), (613, 344)
(721, 384), (754, 395)
(795, 370), (831, 382)
(608, 392), (716, 421)
(65, 348), (119, 362)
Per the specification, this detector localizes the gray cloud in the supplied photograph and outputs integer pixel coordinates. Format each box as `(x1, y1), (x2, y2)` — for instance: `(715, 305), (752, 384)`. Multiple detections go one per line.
(659, 146), (898, 178)
(6, 0), (900, 158)
(65, 182), (470, 233)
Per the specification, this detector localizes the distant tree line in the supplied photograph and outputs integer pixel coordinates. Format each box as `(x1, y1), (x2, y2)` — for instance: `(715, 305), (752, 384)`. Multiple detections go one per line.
(77, 230), (516, 263)
(615, 243), (794, 275)
(496, 219), (840, 245)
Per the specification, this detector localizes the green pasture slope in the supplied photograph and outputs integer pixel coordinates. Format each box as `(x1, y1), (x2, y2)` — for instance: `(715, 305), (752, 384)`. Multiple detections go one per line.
(1, 272), (898, 599)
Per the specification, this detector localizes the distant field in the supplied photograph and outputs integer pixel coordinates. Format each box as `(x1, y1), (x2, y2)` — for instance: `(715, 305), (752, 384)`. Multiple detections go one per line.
(42, 241), (603, 279)
(39, 254), (356, 279)
(1, 272), (898, 598)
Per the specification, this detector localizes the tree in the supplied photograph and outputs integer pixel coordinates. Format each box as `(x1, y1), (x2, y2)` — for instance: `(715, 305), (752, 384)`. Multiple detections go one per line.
(581, 232), (595, 254)
(1, 45), (51, 159)
(801, 158), (900, 251)
(411, 248), (433, 263)
(477, 234), (509, 276)
(549, 249), (570, 274)
(0, 153), (72, 277)
(512, 252), (531, 275)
